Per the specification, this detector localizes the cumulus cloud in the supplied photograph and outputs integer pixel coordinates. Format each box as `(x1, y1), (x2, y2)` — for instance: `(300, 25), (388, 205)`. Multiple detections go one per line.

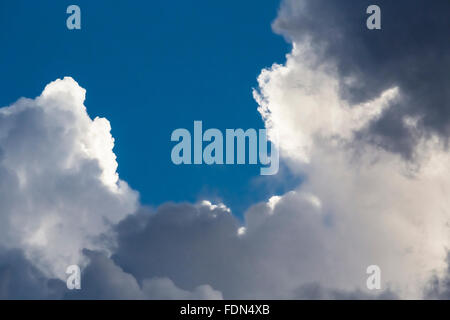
(293, 282), (398, 300)
(108, 199), (399, 299)
(248, 0), (450, 298)
(0, 77), (138, 279)
(272, 0), (450, 159)
(0, 77), (224, 299)
(66, 250), (223, 300)
(0, 247), (65, 299)
(423, 253), (450, 300)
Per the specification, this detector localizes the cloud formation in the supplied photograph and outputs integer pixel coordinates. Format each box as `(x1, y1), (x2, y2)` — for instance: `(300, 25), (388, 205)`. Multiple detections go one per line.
(110, 200), (402, 299)
(66, 249), (222, 300)
(272, 0), (450, 159)
(3, 0), (450, 300)
(0, 78), (224, 299)
(0, 247), (65, 299)
(0, 77), (138, 279)
(250, 0), (450, 298)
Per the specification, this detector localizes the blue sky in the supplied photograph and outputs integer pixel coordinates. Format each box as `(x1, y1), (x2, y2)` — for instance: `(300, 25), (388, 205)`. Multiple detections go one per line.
(0, 0), (297, 216)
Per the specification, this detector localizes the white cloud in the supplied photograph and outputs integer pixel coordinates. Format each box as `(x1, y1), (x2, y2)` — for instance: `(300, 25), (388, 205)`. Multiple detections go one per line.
(142, 278), (223, 300)
(253, 41), (400, 164)
(0, 77), (138, 279)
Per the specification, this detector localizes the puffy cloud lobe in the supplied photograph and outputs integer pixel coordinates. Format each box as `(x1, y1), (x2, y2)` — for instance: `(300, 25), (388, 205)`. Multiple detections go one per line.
(293, 282), (398, 300)
(0, 247), (65, 299)
(422, 253), (450, 300)
(253, 42), (400, 163)
(0, 77), (138, 279)
(66, 249), (223, 300)
(109, 199), (400, 299)
(112, 203), (241, 297)
(272, 0), (450, 159)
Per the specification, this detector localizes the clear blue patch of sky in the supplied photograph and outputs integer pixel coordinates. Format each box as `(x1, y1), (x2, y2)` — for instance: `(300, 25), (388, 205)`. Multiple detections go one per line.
(0, 0), (301, 217)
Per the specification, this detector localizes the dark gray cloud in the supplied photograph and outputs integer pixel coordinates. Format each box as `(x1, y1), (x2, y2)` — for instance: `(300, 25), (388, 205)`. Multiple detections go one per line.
(273, 0), (450, 158)
(108, 200), (398, 299)
(294, 282), (398, 300)
(0, 248), (65, 299)
(0, 198), (435, 299)
(424, 253), (450, 299)
(0, 244), (223, 299)
(66, 249), (223, 300)
(112, 203), (242, 298)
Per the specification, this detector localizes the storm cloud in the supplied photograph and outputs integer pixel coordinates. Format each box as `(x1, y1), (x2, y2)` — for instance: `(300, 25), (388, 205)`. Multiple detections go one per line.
(273, 0), (450, 158)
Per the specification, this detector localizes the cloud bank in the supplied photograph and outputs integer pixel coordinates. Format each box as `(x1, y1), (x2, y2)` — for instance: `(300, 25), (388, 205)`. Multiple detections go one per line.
(2, 0), (450, 300)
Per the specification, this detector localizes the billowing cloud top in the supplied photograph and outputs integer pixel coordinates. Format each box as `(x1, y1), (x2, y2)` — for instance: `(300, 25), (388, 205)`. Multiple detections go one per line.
(0, 77), (138, 279)
(272, 0), (450, 159)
